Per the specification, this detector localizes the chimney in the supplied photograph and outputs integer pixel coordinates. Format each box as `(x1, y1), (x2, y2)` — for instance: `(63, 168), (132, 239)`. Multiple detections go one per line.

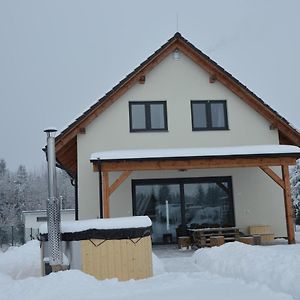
(44, 128), (63, 272)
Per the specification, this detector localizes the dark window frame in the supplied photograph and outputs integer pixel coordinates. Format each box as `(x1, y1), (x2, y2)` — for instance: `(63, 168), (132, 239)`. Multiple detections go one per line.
(129, 101), (168, 132)
(191, 100), (229, 131)
(132, 175), (235, 228)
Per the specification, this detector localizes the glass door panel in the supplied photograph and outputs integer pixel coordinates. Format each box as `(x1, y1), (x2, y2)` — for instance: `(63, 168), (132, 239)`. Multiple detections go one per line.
(135, 184), (181, 243)
(183, 181), (234, 227)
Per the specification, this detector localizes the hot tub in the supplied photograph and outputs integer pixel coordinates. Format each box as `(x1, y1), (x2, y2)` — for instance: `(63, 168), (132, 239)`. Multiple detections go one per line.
(39, 216), (152, 281)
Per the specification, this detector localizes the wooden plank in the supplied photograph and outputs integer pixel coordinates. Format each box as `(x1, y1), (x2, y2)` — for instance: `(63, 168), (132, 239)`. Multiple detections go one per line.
(113, 240), (122, 279)
(107, 240), (114, 279)
(109, 171), (132, 195)
(102, 171), (110, 218)
(80, 237), (152, 281)
(210, 236), (225, 247)
(56, 139), (76, 158)
(146, 236), (153, 277)
(239, 236), (254, 245)
(282, 164), (296, 244)
(100, 240), (107, 279)
(249, 225), (272, 235)
(120, 239), (129, 281)
(94, 157), (297, 172)
(259, 166), (285, 189)
(127, 240), (135, 279)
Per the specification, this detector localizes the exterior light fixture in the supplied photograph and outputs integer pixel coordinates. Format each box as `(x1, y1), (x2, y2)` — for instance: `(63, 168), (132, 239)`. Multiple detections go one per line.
(173, 49), (181, 60)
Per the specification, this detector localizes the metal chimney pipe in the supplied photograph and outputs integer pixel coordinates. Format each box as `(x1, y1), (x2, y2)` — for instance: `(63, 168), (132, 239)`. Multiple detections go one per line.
(44, 128), (63, 272)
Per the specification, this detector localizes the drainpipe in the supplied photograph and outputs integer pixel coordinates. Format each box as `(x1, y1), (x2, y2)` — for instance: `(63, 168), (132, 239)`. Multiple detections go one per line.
(74, 175), (79, 221)
(44, 128), (63, 272)
(98, 161), (103, 218)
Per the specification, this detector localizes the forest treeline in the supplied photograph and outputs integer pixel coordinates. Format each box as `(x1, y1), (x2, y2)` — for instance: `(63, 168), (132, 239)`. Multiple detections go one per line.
(0, 159), (74, 227)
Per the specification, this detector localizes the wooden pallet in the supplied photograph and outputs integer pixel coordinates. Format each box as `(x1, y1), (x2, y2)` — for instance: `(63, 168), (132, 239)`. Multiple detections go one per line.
(249, 225), (274, 244)
(189, 227), (240, 248)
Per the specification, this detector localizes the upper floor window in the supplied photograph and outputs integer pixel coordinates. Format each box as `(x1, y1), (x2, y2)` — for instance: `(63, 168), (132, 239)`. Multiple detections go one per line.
(191, 100), (229, 131)
(129, 101), (168, 132)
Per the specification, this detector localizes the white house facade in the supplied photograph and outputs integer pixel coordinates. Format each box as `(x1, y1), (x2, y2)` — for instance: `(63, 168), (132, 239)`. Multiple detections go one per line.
(54, 33), (300, 244)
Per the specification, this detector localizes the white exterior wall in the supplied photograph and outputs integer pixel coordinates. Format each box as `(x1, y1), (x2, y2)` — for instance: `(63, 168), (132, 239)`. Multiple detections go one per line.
(77, 52), (286, 236)
(22, 209), (75, 241)
(23, 210), (75, 229)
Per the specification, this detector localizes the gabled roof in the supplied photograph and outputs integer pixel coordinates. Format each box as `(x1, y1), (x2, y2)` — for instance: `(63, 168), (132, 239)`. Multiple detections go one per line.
(55, 32), (300, 177)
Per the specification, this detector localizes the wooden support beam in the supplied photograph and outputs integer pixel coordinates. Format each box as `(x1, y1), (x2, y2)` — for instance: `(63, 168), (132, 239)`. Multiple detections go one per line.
(109, 171), (132, 195)
(79, 127), (86, 134)
(139, 75), (145, 84)
(93, 157), (297, 172)
(209, 74), (217, 83)
(102, 171), (110, 218)
(259, 166), (285, 189)
(282, 165), (295, 244)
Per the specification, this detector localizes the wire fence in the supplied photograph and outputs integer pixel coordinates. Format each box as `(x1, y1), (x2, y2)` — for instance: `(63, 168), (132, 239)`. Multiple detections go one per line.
(0, 225), (39, 249)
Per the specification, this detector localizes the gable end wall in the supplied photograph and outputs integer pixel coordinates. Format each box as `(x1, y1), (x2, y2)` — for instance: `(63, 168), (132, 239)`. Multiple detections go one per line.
(77, 53), (283, 235)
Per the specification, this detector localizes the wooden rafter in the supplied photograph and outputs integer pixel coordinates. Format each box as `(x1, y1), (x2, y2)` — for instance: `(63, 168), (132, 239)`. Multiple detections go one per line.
(56, 136), (77, 157)
(282, 164), (295, 244)
(259, 166), (285, 189)
(109, 171), (132, 195)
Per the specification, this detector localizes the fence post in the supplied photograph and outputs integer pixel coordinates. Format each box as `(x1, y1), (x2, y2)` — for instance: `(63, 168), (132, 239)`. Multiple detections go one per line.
(11, 226), (14, 246)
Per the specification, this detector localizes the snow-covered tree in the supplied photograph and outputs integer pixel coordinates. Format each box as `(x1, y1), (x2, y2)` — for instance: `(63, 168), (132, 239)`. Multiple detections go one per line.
(290, 160), (300, 224)
(0, 159), (7, 177)
(0, 161), (75, 227)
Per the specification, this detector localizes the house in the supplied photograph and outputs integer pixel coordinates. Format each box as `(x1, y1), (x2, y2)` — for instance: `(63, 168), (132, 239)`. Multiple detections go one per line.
(22, 209), (75, 241)
(53, 33), (300, 244)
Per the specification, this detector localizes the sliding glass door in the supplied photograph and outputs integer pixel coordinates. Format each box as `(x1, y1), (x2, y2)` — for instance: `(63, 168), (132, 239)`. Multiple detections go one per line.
(133, 177), (234, 244)
(183, 181), (234, 227)
(134, 184), (181, 243)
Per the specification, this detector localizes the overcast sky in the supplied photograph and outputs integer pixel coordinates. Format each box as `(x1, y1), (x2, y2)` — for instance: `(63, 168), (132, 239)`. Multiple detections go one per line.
(0, 0), (300, 171)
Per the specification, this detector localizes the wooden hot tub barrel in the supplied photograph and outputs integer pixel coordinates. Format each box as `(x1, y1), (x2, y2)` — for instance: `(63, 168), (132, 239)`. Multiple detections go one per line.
(39, 216), (153, 281)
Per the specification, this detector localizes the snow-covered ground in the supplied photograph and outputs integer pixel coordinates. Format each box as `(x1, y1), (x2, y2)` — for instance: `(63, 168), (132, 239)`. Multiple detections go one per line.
(0, 240), (300, 300)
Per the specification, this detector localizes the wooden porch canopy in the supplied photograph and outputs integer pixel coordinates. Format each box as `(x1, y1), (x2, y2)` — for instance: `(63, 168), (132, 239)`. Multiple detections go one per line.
(90, 145), (300, 244)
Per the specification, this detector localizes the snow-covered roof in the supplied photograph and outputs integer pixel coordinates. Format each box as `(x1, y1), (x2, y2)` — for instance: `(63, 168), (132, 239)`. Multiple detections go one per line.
(90, 145), (300, 161)
(39, 216), (152, 234)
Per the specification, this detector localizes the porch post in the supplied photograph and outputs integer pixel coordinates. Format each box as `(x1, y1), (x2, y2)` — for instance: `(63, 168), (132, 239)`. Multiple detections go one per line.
(282, 164), (295, 244)
(102, 171), (110, 218)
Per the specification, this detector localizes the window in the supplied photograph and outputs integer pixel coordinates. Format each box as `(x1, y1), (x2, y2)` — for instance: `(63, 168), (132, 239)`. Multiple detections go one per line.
(129, 101), (168, 132)
(36, 216), (47, 222)
(132, 176), (234, 244)
(191, 100), (229, 130)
